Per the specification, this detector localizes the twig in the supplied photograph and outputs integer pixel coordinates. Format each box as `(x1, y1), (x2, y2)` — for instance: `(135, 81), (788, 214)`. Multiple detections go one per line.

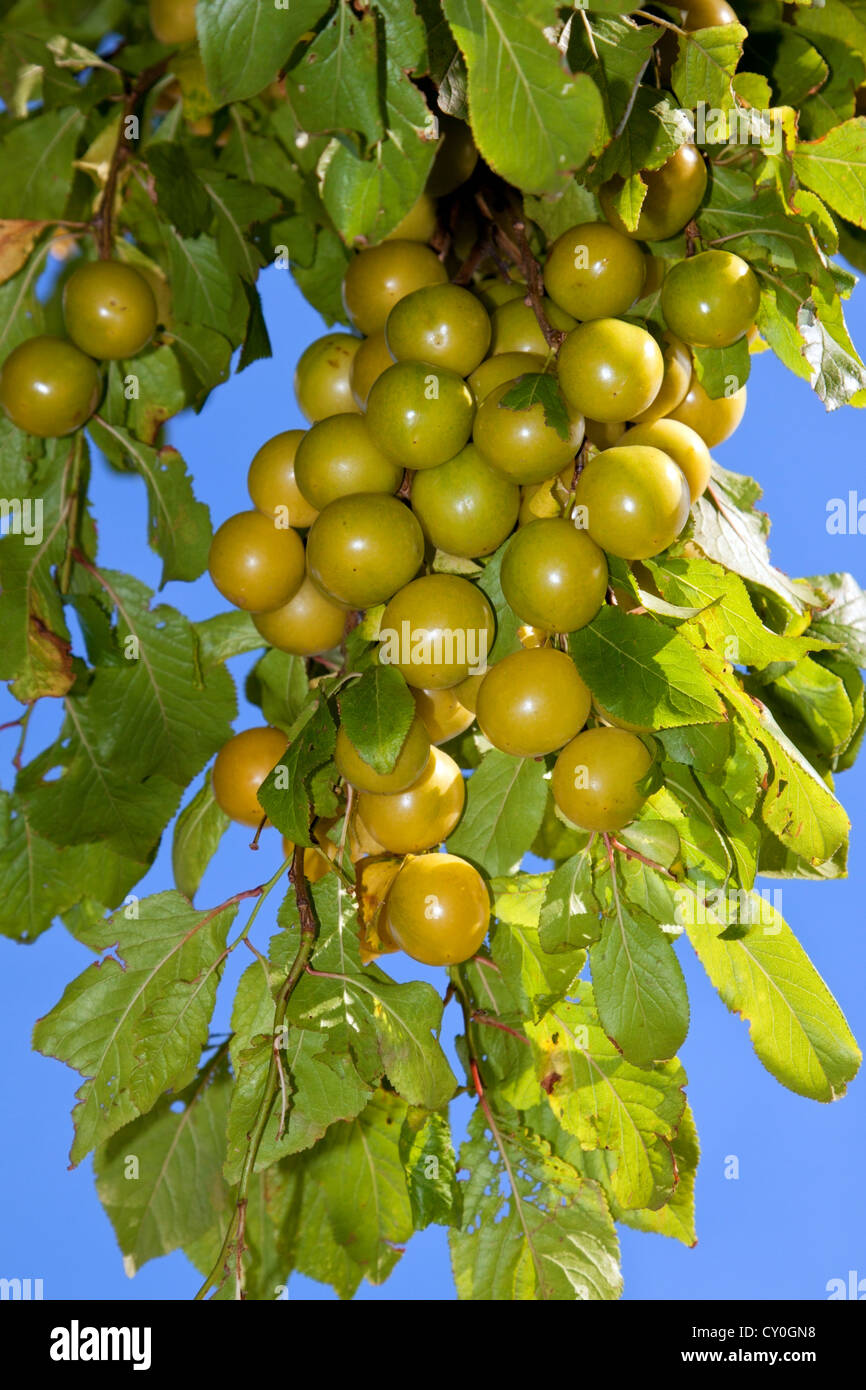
(93, 57), (168, 258)
(609, 836), (676, 879)
(194, 845), (319, 1301)
(470, 1010), (531, 1045)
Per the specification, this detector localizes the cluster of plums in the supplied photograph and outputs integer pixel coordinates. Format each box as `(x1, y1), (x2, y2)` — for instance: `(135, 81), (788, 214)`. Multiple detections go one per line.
(0, 260), (158, 437)
(209, 136), (760, 969)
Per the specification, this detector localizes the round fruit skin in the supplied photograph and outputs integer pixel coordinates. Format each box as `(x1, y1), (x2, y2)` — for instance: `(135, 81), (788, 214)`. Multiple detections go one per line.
(453, 672), (484, 712)
(681, 0), (738, 26)
(669, 374), (747, 447)
(380, 574), (495, 689)
(574, 446), (691, 560)
(293, 332), (361, 422)
(474, 279), (525, 313)
(414, 686), (475, 745)
(385, 284), (491, 376)
(552, 727), (653, 832)
(306, 493), (424, 609)
(212, 726), (288, 827)
(357, 747), (465, 853)
(148, 0), (197, 45)
(584, 417), (626, 450)
(631, 332), (692, 424)
(247, 429), (319, 528)
(208, 510), (305, 612)
(294, 413), (403, 510)
(0, 336), (101, 437)
(253, 575), (346, 656)
(365, 359), (475, 469)
(350, 330), (394, 407)
(489, 297), (575, 355)
(410, 442), (519, 558)
(63, 261), (158, 360)
(384, 192), (437, 243)
(426, 116), (478, 196)
(476, 647), (591, 757)
(622, 419), (712, 502)
(501, 518), (608, 633)
(600, 144), (708, 243)
(473, 379), (584, 485)
(384, 853), (490, 966)
(335, 711), (430, 794)
(467, 351), (546, 401)
(557, 318), (664, 423)
(661, 250), (760, 349)
(342, 241), (448, 335)
(544, 222), (646, 321)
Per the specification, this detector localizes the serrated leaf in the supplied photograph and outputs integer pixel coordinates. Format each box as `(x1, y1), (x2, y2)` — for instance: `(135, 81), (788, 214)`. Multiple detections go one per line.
(528, 988), (687, 1210)
(94, 1049), (233, 1273)
(258, 698), (336, 846)
(33, 891), (236, 1164)
(590, 887), (689, 1067)
(448, 749), (548, 875)
(680, 883), (861, 1100)
(810, 571), (866, 667)
(569, 606), (724, 729)
(0, 107), (84, 217)
(285, 6), (382, 145)
(399, 1108), (463, 1230)
(793, 117), (866, 229)
(172, 774), (230, 902)
(338, 666), (415, 776)
(87, 422), (211, 584)
(441, 0), (604, 195)
(500, 373), (570, 441)
(692, 338), (751, 398)
(671, 23), (747, 113)
(490, 873), (586, 1020)
(450, 1108), (622, 1300)
(197, 0), (333, 104)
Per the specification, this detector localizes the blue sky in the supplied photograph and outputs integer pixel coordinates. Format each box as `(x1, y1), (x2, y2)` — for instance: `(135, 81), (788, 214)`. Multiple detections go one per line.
(1, 263), (864, 1302)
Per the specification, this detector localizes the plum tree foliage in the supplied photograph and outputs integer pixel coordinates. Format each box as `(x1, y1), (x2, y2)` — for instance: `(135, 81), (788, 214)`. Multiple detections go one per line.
(1, 0), (866, 1303)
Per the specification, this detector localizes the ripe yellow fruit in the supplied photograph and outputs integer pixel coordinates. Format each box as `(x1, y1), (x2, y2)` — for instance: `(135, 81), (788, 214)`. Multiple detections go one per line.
(334, 712), (431, 794)
(383, 852), (490, 966)
(252, 575), (346, 656)
(356, 747), (466, 853)
(621, 419), (712, 503)
(247, 429), (319, 529)
(212, 727), (288, 827)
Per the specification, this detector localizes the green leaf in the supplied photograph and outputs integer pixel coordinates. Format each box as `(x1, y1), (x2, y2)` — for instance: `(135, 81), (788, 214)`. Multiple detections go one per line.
(538, 849), (602, 953)
(810, 571), (866, 667)
(590, 883), (689, 1067)
(793, 118), (866, 229)
(0, 108), (84, 217)
(500, 373), (570, 441)
(195, 610), (263, 668)
(568, 606), (724, 729)
(33, 891), (237, 1164)
(87, 422), (211, 585)
(0, 435), (74, 700)
(224, 960), (372, 1181)
(399, 1108), (463, 1230)
(671, 23), (747, 113)
(796, 297), (866, 407)
(338, 666), (415, 776)
(248, 648), (309, 733)
(441, 0), (604, 194)
(197, 0), (333, 104)
(283, 1089), (413, 1288)
(258, 698), (336, 846)
(566, 15), (656, 149)
(292, 226), (353, 325)
(162, 228), (246, 341)
(0, 811), (145, 944)
(616, 1100), (699, 1246)
(124, 346), (195, 444)
(450, 1108), (622, 1300)
(646, 556), (831, 668)
(447, 749), (548, 875)
(285, 6), (382, 145)
(689, 464), (818, 614)
(285, 877), (458, 1109)
(490, 872), (586, 1020)
(172, 774), (230, 902)
(476, 542), (522, 663)
(94, 1049), (233, 1273)
(527, 989), (687, 1210)
(147, 144), (212, 237)
(679, 883), (861, 1100)
(692, 338), (751, 399)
